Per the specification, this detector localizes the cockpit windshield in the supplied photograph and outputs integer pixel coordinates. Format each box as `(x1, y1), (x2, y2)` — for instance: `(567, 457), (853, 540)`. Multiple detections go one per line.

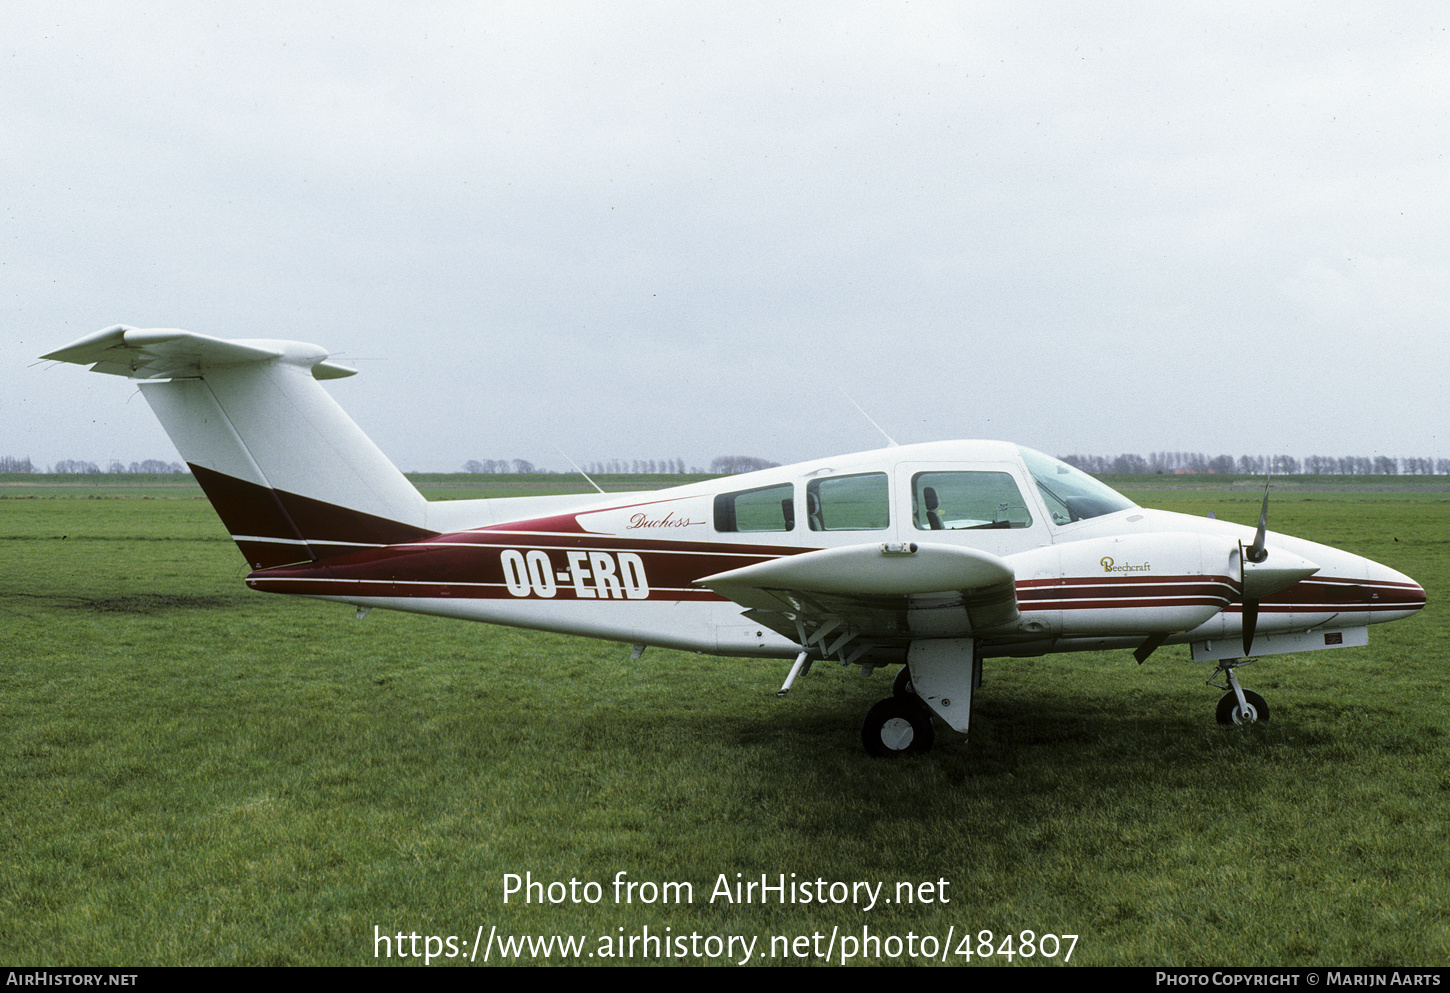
(1018, 446), (1138, 525)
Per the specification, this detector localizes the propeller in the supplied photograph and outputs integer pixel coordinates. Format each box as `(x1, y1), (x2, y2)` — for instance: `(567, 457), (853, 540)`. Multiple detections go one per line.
(1240, 476), (1272, 655)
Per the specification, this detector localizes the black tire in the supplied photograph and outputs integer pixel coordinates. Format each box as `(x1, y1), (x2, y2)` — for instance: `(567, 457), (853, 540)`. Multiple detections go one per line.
(892, 665), (915, 699)
(861, 697), (935, 757)
(1216, 689), (1269, 725)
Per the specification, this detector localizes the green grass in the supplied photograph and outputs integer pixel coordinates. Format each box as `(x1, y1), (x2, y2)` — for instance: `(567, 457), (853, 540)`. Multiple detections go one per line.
(0, 482), (1446, 965)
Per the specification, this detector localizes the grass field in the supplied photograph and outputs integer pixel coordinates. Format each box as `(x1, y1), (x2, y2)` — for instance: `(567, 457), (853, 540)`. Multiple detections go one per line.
(1, 476), (1446, 966)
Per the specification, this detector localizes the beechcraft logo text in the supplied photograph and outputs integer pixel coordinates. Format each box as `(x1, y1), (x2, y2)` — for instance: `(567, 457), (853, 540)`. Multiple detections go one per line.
(1100, 557), (1151, 573)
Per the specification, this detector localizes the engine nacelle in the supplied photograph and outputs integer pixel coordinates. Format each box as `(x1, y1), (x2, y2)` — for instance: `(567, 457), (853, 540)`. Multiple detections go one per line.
(1006, 532), (1255, 638)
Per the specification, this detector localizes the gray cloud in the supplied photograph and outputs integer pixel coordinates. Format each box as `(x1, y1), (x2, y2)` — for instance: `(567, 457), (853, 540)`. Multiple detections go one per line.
(9, 2), (1448, 472)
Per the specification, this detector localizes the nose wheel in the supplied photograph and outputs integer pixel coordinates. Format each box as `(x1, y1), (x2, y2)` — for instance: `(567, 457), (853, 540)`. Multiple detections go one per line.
(1216, 688), (1269, 725)
(1208, 659), (1270, 725)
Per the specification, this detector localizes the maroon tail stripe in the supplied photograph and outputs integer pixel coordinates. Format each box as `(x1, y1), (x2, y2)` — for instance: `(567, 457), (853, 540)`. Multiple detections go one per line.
(189, 463), (436, 568)
(191, 463), (305, 547)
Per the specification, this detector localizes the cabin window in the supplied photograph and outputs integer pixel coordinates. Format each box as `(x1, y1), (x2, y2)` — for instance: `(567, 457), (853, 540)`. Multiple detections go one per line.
(806, 472), (889, 531)
(714, 483), (795, 532)
(911, 471), (1032, 531)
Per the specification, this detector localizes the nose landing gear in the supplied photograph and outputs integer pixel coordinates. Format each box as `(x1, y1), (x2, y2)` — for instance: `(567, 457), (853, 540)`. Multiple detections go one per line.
(1208, 658), (1270, 725)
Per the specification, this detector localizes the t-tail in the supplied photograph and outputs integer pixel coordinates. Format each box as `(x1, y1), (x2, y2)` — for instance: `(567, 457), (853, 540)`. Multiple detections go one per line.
(42, 325), (435, 569)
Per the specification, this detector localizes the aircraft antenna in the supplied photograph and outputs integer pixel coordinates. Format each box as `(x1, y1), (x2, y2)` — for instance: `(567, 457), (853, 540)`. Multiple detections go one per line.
(552, 444), (606, 495)
(841, 390), (898, 448)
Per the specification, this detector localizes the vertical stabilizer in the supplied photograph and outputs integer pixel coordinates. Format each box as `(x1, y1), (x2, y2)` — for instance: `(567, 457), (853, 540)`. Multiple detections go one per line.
(43, 326), (434, 568)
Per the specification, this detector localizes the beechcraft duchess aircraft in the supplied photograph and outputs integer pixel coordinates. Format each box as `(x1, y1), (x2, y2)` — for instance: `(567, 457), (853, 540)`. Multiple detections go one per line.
(45, 326), (1426, 756)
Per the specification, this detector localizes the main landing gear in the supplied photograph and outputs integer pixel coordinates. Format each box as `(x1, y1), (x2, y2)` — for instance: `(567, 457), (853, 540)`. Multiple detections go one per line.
(860, 640), (979, 757)
(860, 665), (932, 757)
(1207, 658), (1270, 725)
(780, 650), (940, 757)
(861, 694), (936, 758)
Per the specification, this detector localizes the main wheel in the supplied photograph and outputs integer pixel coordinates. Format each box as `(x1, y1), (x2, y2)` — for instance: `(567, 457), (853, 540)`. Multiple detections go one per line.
(1216, 689), (1269, 725)
(892, 665), (915, 699)
(861, 697), (935, 757)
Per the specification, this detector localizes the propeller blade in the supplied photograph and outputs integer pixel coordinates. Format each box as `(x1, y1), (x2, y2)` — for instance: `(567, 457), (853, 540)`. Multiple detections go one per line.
(1247, 475), (1271, 564)
(1237, 539), (1259, 655)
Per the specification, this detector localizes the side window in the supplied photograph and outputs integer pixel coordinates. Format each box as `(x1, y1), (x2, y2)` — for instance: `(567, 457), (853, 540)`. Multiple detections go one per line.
(714, 483), (795, 533)
(912, 471), (1032, 531)
(806, 473), (889, 531)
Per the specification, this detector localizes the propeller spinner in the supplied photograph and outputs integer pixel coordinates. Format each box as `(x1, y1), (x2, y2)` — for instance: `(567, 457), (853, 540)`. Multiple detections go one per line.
(1236, 477), (1319, 655)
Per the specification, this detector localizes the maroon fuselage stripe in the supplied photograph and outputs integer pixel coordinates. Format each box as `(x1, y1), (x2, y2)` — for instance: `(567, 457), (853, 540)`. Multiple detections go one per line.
(1017, 575), (1238, 611)
(245, 537), (1421, 616)
(193, 465), (1423, 616)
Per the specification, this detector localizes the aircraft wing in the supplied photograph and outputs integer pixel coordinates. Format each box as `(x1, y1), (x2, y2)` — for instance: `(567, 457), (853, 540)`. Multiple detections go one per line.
(697, 542), (1019, 661)
(42, 325), (357, 381)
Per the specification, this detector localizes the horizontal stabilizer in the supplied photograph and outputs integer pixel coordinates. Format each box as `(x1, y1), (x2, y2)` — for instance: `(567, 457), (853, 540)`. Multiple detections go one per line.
(42, 325), (357, 380)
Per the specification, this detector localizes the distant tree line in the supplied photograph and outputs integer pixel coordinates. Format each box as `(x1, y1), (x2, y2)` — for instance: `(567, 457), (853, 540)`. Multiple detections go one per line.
(1059, 452), (1450, 476)
(464, 459), (541, 474)
(1, 457), (186, 474)
(710, 456), (781, 474)
(7, 451), (1447, 478)
(588, 458), (693, 475)
(450, 451), (1450, 477)
(463, 458), (702, 475)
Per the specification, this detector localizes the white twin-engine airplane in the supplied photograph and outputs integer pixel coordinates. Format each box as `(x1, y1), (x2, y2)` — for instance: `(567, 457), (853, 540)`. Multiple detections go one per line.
(45, 326), (1426, 756)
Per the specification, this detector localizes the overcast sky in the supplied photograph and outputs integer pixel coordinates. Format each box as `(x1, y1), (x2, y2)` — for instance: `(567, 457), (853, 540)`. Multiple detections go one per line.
(7, 2), (1448, 473)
